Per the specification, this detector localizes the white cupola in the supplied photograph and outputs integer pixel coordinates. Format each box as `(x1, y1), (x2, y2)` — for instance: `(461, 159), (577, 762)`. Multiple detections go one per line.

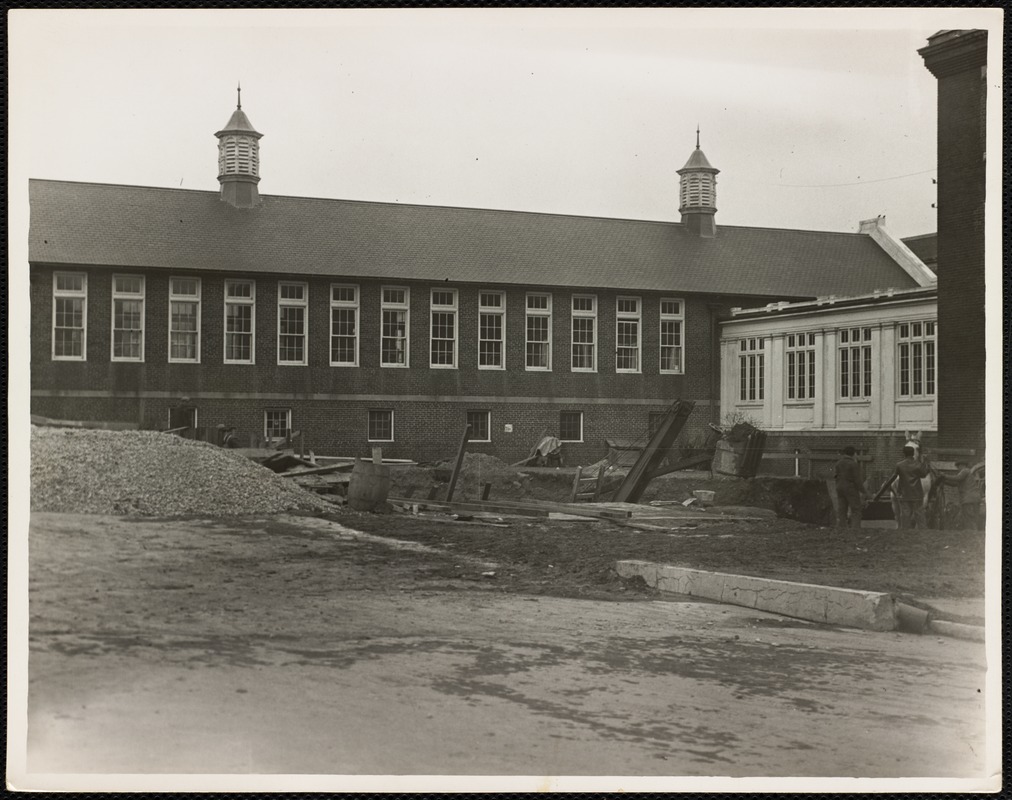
(215, 84), (263, 208)
(677, 128), (719, 237)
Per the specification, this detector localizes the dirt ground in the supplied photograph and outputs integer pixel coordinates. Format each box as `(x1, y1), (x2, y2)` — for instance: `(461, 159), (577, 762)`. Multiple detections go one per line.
(341, 470), (986, 619)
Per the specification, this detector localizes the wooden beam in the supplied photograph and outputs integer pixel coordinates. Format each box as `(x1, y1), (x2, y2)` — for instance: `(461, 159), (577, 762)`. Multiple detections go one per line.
(613, 399), (695, 503)
(445, 424), (472, 502)
(280, 463), (356, 478)
(568, 466), (584, 503)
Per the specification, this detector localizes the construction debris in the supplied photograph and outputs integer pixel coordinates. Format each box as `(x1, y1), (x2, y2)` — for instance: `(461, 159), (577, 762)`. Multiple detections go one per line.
(30, 426), (332, 516)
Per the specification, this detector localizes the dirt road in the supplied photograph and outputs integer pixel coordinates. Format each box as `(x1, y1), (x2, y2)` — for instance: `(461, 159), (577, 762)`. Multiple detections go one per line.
(24, 513), (988, 784)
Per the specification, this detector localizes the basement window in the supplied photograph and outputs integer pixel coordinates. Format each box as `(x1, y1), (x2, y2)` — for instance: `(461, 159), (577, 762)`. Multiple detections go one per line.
(560, 410), (583, 443)
(368, 409), (394, 442)
(466, 410), (491, 442)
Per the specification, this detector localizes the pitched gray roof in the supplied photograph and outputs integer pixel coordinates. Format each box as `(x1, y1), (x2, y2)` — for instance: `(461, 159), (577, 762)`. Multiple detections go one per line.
(29, 179), (922, 299)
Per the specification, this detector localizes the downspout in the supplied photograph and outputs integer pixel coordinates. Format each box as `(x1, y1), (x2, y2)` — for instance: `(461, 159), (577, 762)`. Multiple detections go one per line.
(707, 302), (723, 427)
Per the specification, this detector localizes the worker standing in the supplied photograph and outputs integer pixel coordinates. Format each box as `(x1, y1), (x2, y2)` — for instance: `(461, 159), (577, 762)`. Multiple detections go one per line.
(943, 461), (983, 530)
(894, 446), (929, 529)
(833, 446), (865, 528)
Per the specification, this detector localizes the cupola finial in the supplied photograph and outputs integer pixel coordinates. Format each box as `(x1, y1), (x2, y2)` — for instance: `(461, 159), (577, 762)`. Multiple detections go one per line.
(237, 81), (241, 109)
(696, 125), (700, 149)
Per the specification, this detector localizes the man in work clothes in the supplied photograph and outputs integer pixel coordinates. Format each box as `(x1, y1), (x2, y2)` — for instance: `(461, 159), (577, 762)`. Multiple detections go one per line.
(894, 446), (929, 529)
(943, 461), (983, 530)
(833, 446), (865, 528)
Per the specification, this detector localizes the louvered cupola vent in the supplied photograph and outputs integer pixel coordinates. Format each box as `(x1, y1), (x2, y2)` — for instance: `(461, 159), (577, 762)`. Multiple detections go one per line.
(677, 129), (719, 237)
(215, 84), (263, 209)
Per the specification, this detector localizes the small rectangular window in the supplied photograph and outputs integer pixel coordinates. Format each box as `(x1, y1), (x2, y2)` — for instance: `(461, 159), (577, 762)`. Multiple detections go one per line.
(278, 282), (308, 365)
(169, 277), (200, 363)
(526, 292), (552, 370)
(264, 409), (291, 442)
(559, 411), (583, 442)
(659, 297), (684, 374)
(571, 294), (597, 372)
(478, 291), (505, 369)
(52, 272), (87, 360)
(224, 280), (255, 363)
(615, 296), (641, 372)
(368, 409), (394, 442)
(466, 410), (491, 442)
(430, 288), (458, 368)
(330, 284), (359, 366)
(111, 274), (144, 361)
(381, 286), (410, 367)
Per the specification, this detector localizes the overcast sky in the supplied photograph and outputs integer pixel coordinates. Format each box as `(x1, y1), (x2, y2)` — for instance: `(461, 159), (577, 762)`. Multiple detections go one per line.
(9, 8), (1001, 239)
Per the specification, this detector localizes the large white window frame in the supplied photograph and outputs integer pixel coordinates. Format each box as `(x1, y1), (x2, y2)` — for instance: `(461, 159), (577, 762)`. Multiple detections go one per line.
(897, 320), (936, 398)
(839, 326), (873, 400)
(367, 409), (395, 442)
(525, 292), (552, 371)
(52, 271), (87, 361)
(277, 282), (308, 366)
(224, 279), (255, 364)
(738, 337), (765, 402)
(478, 291), (505, 370)
(659, 298), (685, 374)
(168, 277), (201, 363)
(571, 294), (597, 372)
(381, 286), (410, 368)
(111, 274), (145, 362)
(330, 284), (359, 367)
(786, 332), (817, 401)
(264, 408), (291, 442)
(615, 296), (641, 373)
(430, 288), (458, 368)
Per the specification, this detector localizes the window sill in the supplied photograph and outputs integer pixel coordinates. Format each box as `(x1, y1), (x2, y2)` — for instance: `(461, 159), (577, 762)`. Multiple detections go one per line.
(429, 364), (458, 370)
(330, 362), (359, 368)
(477, 365), (506, 371)
(111, 358), (144, 363)
(381, 363), (410, 369)
(168, 359), (200, 365)
(52, 356), (86, 362)
(277, 362), (308, 367)
(224, 360), (255, 366)
(525, 367), (552, 372)
(571, 368), (597, 374)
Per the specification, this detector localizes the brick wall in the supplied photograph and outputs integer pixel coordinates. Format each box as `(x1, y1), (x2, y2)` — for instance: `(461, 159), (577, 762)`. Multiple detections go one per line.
(921, 31), (987, 457)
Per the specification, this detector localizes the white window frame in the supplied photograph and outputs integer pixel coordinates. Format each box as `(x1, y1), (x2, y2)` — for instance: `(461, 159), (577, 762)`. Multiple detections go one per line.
(659, 298), (685, 375)
(615, 296), (641, 373)
(838, 326), (873, 400)
(466, 410), (491, 442)
(329, 284), (359, 367)
(367, 409), (395, 442)
(738, 337), (765, 402)
(380, 286), (410, 368)
(264, 408), (292, 442)
(525, 292), (552, 371)
(168, 277), (201, 364)
(478, 291), (506, 370)
(224, 279), (256, 365)
(277, 281), (308, 366)
(111, 274), (145, 362)
(559, 410), (584, 443)
(166, 407), (198, 429)
(571, 294), (597, 372)
(52, 271), (87, 361)
(786, 332), (817, 401)
(897, 320), (937, 398)
(429, 288), (458, 369)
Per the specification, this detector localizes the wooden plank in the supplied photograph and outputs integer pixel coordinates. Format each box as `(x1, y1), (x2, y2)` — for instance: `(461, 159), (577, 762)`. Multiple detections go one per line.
(389, 497), (548, 518)
(445, 424), (472, 502)
(569, 466), (584, 503)
(481, 482), (492, 501)
(470, 498), (633, 520)
(372, 447), (383, 465)
(280, 463), (356, 478)
(613, 399), (695, 503)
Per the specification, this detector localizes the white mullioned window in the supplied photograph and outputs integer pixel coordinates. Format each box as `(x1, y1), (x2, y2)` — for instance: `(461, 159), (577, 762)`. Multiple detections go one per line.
(111, 274), (145, 361)
(738, 337), (765, 402)
(168, 277), (201, 363)
(277, 282), (308, 365)
(264, 409), (291, 442)
(381, 286), (410, 367)
(526, 293), (552, 370)
(478, 291), (505, 369)
(560, 410), (583, 442)
(224, 279), (255, 364)
(571, 294), (597, 372)
(786, 332), (817, 401)
(430, 289), (458, 368)
(615, 296), (641, 372)
(368, 409), (394, 442)
(897, 320), (936, 398)
(330, 284), (359, 366)
(659, 298), (685, 374)
(466, 410), (491, 442)
(839, 326), (873, 399)
(52, 272), (87, 360)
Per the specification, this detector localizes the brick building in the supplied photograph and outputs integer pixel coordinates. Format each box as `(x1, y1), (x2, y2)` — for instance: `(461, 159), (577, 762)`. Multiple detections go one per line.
(30, 99), (928, 463)
(919, 29), (988, 458)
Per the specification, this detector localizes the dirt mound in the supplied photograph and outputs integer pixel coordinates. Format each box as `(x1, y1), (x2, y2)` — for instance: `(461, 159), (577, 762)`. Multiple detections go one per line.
(30, 426), (332, 516)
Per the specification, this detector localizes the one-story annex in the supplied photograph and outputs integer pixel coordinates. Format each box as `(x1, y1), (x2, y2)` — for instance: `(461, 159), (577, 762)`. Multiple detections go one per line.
(29, 98), (932, 464)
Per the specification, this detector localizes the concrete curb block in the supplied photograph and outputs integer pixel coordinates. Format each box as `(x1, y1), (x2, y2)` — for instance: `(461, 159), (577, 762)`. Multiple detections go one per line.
(617, 560), (896, 631)
(927, 619), (986, 642)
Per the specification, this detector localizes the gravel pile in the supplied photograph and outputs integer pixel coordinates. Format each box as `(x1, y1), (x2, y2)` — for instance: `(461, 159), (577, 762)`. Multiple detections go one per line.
(31, 426), (333, 516)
